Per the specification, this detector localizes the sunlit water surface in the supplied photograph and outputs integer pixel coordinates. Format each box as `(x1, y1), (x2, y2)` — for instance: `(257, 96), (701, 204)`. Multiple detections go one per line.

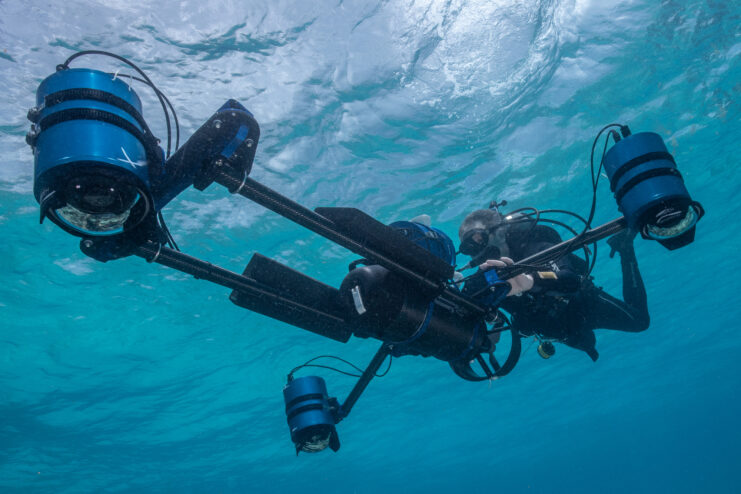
(1, 1), (739, 492)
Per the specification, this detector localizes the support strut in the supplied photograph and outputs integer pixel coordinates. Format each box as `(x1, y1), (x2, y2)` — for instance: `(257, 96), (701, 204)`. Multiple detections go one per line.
(337, 344), (391, 420)
(133, 242), (347, 327)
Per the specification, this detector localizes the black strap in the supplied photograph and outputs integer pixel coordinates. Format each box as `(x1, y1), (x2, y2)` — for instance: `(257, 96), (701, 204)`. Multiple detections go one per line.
(610, 151), (676, 192)
(614, 167), (683, 203)
(44, 88), (147, 130)
(38, 107), (160, 162)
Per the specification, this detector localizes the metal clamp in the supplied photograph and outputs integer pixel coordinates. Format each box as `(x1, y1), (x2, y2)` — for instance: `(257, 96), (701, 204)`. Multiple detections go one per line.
(147, 243), (162, 263)
(234, 170), (249, 195)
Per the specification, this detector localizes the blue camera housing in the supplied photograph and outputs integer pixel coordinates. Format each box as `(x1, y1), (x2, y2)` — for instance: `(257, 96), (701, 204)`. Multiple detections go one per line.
(29, 68), (157, 205)
(603, 132), (691, 231)
(283, 376), (340, 454)
(27, 65), (259, 244)
(389, 221), (457, 267)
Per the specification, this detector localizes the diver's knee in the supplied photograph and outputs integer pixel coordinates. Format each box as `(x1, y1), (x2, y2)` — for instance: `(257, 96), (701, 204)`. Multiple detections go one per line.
(633, 314), (650, 332)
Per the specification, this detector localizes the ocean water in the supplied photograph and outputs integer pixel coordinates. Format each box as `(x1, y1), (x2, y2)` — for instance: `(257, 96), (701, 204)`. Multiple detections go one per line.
(1, 0), (739, 492)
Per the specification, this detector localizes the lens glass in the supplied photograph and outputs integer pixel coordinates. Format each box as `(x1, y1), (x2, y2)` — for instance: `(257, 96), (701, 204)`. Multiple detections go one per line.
(54, 200), (137, 236)
(297, 425), (333, 453)
(51, 175), (145, 236)
(65, 176), (139, 214)
(645, 206), (698, 240)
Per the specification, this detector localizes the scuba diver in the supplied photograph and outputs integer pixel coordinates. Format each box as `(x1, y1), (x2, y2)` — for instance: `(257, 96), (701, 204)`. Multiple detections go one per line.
(458, 207), (650, 361)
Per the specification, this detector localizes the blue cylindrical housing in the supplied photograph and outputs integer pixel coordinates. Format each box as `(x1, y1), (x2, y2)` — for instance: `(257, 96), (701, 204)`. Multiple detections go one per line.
(30, 68), (153, 203)
(389, 221), (457, 266)
(603, 132), (690, 230)
(283, 376), (338, 452)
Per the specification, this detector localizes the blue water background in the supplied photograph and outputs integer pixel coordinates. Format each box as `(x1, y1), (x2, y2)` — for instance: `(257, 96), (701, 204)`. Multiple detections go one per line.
(1, 1), (739, 492)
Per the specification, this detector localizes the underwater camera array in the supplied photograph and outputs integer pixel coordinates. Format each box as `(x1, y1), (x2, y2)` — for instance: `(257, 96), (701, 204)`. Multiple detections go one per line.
(26, 52), (704, 454)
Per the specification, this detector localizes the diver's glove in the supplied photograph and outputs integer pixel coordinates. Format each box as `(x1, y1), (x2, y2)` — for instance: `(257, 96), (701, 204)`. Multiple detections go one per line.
(608, 230), (637, 259)
(479, 257), (534, 296)
(462, 258), (534, 309)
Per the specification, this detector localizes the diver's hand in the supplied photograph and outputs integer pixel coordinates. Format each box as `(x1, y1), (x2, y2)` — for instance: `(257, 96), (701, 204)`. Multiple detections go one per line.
(607, 230), (636, 258)
(479, 257), (534, 296)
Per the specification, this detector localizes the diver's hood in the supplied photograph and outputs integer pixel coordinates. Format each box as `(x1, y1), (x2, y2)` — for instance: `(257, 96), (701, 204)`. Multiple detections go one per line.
(458, 209), (504, 239)
(458, 209), (506, 267)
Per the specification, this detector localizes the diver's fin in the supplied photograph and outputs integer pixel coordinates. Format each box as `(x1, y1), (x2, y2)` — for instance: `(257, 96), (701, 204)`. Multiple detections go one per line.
(229, 253), (353, 343)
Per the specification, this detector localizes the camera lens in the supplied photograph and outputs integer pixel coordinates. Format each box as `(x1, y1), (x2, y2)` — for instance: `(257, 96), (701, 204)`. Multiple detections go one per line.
(294, 424), (334, 453)
(65, 175), (138, 214)
(643, 204), (699, 241)
(51, 174), (147, 236)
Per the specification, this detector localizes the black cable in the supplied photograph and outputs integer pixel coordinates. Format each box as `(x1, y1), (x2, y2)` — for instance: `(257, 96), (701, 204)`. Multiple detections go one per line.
(157, 211), (180, 251)
(535, 212), (596, 272)
(540, 124), (622, 268)
(560, 127), (617, 270)
(509, 210), (595, 275)
(291, 364), (363, 378)
(375, 354), (393, 377)
(517, 212), (583, 240)
(585, 128), (616, 230)
(506, 209), (590, 264)
(111, 74), (180, 151)
(291, 354), (365, 375)
(506, 207), (541, 241)
(61, 50), (175, 157)
(288, 354), (392, 380)
(526, 217), (592, 272)
(506, 207), (539, 221)
(537, 209), (590, 227)
(541, 212), (596, 273)
(62, 51), (172, 155)
(529, 217), (578, 237)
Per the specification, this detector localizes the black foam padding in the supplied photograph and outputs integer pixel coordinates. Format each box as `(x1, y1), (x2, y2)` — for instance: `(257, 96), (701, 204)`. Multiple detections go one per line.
(315, 207), (454, 282)
(229, 254), (352, 343)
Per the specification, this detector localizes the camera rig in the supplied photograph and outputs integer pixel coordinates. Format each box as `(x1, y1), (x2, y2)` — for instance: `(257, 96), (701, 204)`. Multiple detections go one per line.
(26, 52), (704, 454)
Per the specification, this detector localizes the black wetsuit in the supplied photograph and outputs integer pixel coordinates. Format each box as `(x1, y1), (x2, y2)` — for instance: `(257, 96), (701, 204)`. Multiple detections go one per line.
(499, 227), (650, 361)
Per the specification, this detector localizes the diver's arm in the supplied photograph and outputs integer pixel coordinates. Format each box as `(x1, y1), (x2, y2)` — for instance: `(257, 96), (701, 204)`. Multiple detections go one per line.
(606, 231), (650, 331)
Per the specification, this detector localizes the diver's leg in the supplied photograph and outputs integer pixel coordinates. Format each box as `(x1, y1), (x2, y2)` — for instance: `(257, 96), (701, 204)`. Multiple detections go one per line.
(589, 288), (648, 332)
(563, 329), (599, 361)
